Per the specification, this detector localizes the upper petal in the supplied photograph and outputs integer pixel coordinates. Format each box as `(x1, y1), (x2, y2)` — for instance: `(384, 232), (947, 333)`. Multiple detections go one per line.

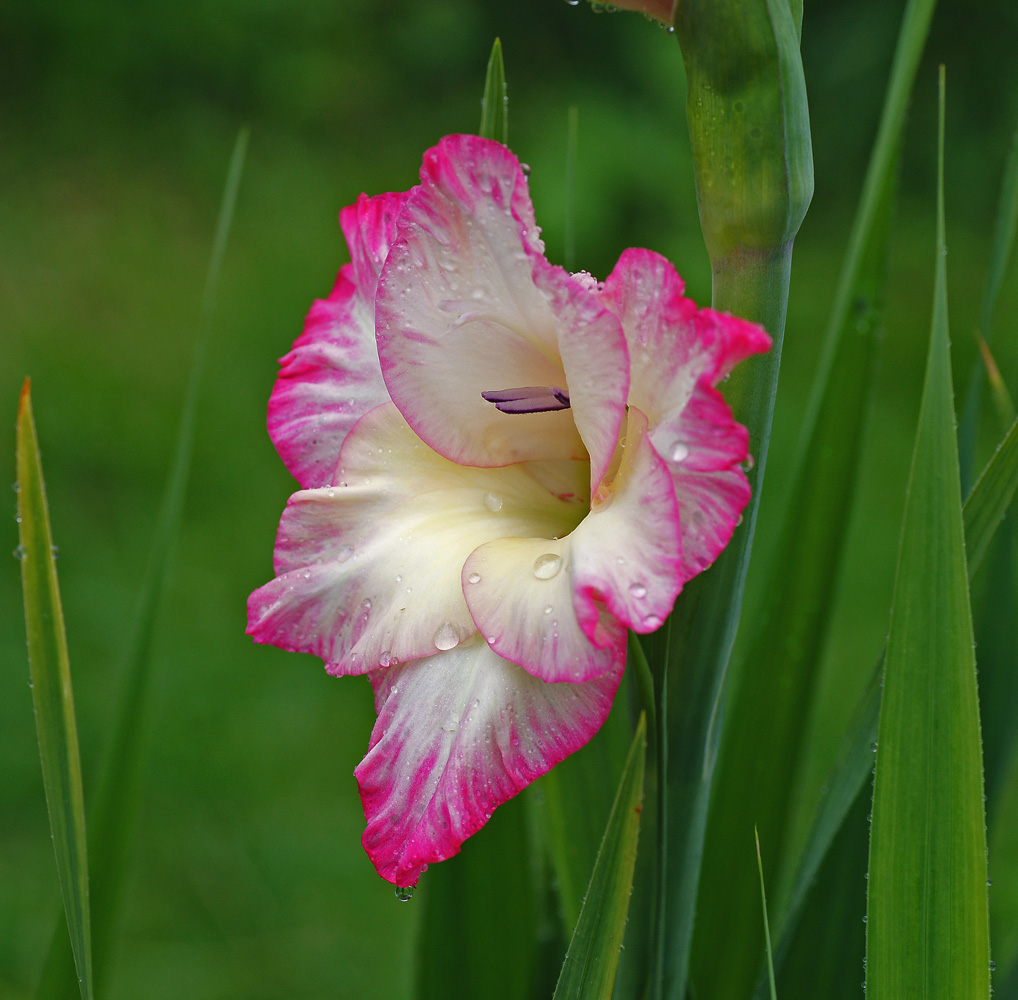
(247, 402), (587, 674)
(268, 191), (408, 488)
(355, 636), (623, 886)
(375, 135), (628, 474)
(599, 247), (771, 426)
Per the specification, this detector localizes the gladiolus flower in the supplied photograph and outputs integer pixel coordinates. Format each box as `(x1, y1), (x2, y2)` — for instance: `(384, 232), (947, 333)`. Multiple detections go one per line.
(247, 134), (769, 887)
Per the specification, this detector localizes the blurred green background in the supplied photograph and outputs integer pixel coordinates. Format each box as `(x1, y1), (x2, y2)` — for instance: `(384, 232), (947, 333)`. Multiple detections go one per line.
(3, 1), (1017, 997)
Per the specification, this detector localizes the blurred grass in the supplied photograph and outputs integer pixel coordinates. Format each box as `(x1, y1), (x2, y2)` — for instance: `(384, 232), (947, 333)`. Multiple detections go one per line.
(2, 1), (1017, 997)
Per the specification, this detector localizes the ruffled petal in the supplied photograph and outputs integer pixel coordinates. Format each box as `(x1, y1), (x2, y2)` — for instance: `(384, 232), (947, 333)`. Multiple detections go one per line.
(599, 247), (771, 424)
(599, 247), (768, 581)
(247, 402), (587, 674)
(375, 135), (628, 473)
(464, 409), (682, 683)
(355, 636), (623, 886)
(671, 465), (751, 582)
(268, 191), (408, 488)
(651, 382), (749, 473)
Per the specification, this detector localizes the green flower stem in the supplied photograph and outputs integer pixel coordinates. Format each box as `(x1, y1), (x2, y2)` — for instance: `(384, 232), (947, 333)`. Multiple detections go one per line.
(646, 0), (812, 995)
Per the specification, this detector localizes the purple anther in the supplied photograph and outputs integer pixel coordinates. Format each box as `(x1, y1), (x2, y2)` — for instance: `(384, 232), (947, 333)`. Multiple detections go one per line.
(481, 385), (572, 414)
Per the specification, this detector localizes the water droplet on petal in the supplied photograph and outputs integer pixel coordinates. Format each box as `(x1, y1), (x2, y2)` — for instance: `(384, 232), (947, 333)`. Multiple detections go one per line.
(433, 622), (461, 651)
(543, 605), (553, 614)
(379, 651), (398, 667)
(642, 614), (662, 630)
(361, 598), (372, 610)
(484, 491), (503, 513)
(337, 545), (353, 563)
(533, 553), (562, 580)
(395, 886), (414, 902)
(670, 441), (689, 463)
(629, 582), (647, 599)
(467, 572), (482, 585)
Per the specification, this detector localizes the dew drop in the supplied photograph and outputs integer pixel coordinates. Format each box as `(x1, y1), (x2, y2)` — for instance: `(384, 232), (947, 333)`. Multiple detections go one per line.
(379, 651), (397, 667)
(669, 441), (689, 463)
(467, 572), (482, 585)
(433, 622), (461, 651)
(565, 0), (580, 5)
(337, 544), (354, 563)
(543, 605), (553, 615)
(395, 886), (414, 902)
(532, 553), (563, 580)
(629, 582), (648, 599)
(361, 598), (372, 610)
(484, 491), (504, 513)
(642, 613), (662, 630)
(13, 544), (25, 560)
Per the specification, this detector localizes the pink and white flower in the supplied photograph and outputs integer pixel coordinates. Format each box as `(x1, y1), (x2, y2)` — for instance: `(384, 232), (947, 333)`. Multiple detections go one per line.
(247, 134), (769, 888)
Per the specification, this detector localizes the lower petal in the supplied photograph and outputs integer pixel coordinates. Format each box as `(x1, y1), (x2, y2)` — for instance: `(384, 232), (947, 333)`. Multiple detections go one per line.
(464, 409), (682, 682)
(355, 637), (622, 886)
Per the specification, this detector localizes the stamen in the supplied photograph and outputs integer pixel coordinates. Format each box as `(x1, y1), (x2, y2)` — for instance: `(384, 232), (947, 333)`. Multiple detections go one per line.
(481, 385), (571, 414)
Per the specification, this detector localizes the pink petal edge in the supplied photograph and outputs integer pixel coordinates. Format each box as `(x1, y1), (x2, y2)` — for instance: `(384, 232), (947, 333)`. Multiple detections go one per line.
(355, 637), (623, 886)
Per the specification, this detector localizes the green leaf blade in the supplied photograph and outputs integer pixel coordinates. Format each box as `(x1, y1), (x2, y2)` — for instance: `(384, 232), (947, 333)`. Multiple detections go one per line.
(479, 39), (508, 145)
(16, 380), (93, 1000)
(866, 74), (990, 999)
(553, 715), (647, 1000)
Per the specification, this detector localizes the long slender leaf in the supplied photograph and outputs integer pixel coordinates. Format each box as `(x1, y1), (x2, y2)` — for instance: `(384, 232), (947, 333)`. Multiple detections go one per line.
(866, 72), (990, 998)
(692, 1), (936, 995)
(36, 127), (249, 998)
(756, 398), (1018, 997)
(17, 380), (93, 1000)
(958, 120), (1018, 488)
(552, 715), (646, 1000)
(479, 38), (508, 145)
(754, 830), (778, 1000)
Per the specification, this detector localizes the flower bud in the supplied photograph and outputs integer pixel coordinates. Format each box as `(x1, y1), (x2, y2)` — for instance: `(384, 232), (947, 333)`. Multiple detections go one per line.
(675, 0), (813, 268)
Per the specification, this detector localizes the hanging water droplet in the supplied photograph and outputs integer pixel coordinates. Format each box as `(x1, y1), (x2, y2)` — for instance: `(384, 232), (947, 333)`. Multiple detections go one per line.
(642, 613), (662, 630)
(564, 0), (580, 5)
(483, 491), (503, 513)
(433, 622), (461, 651)
(629, 582), (647, 599)
(379, 651), (397, 667)
(669, 441), (689, 463)
(533, 553), (562, 580)
(467, 572), (481, 585)
(395, 885), (414, 902)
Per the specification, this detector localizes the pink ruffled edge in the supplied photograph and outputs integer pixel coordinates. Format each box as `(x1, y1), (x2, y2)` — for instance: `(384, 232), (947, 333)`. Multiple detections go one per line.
(355, 637), (623, 886)
(267, 191), (408, 488)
